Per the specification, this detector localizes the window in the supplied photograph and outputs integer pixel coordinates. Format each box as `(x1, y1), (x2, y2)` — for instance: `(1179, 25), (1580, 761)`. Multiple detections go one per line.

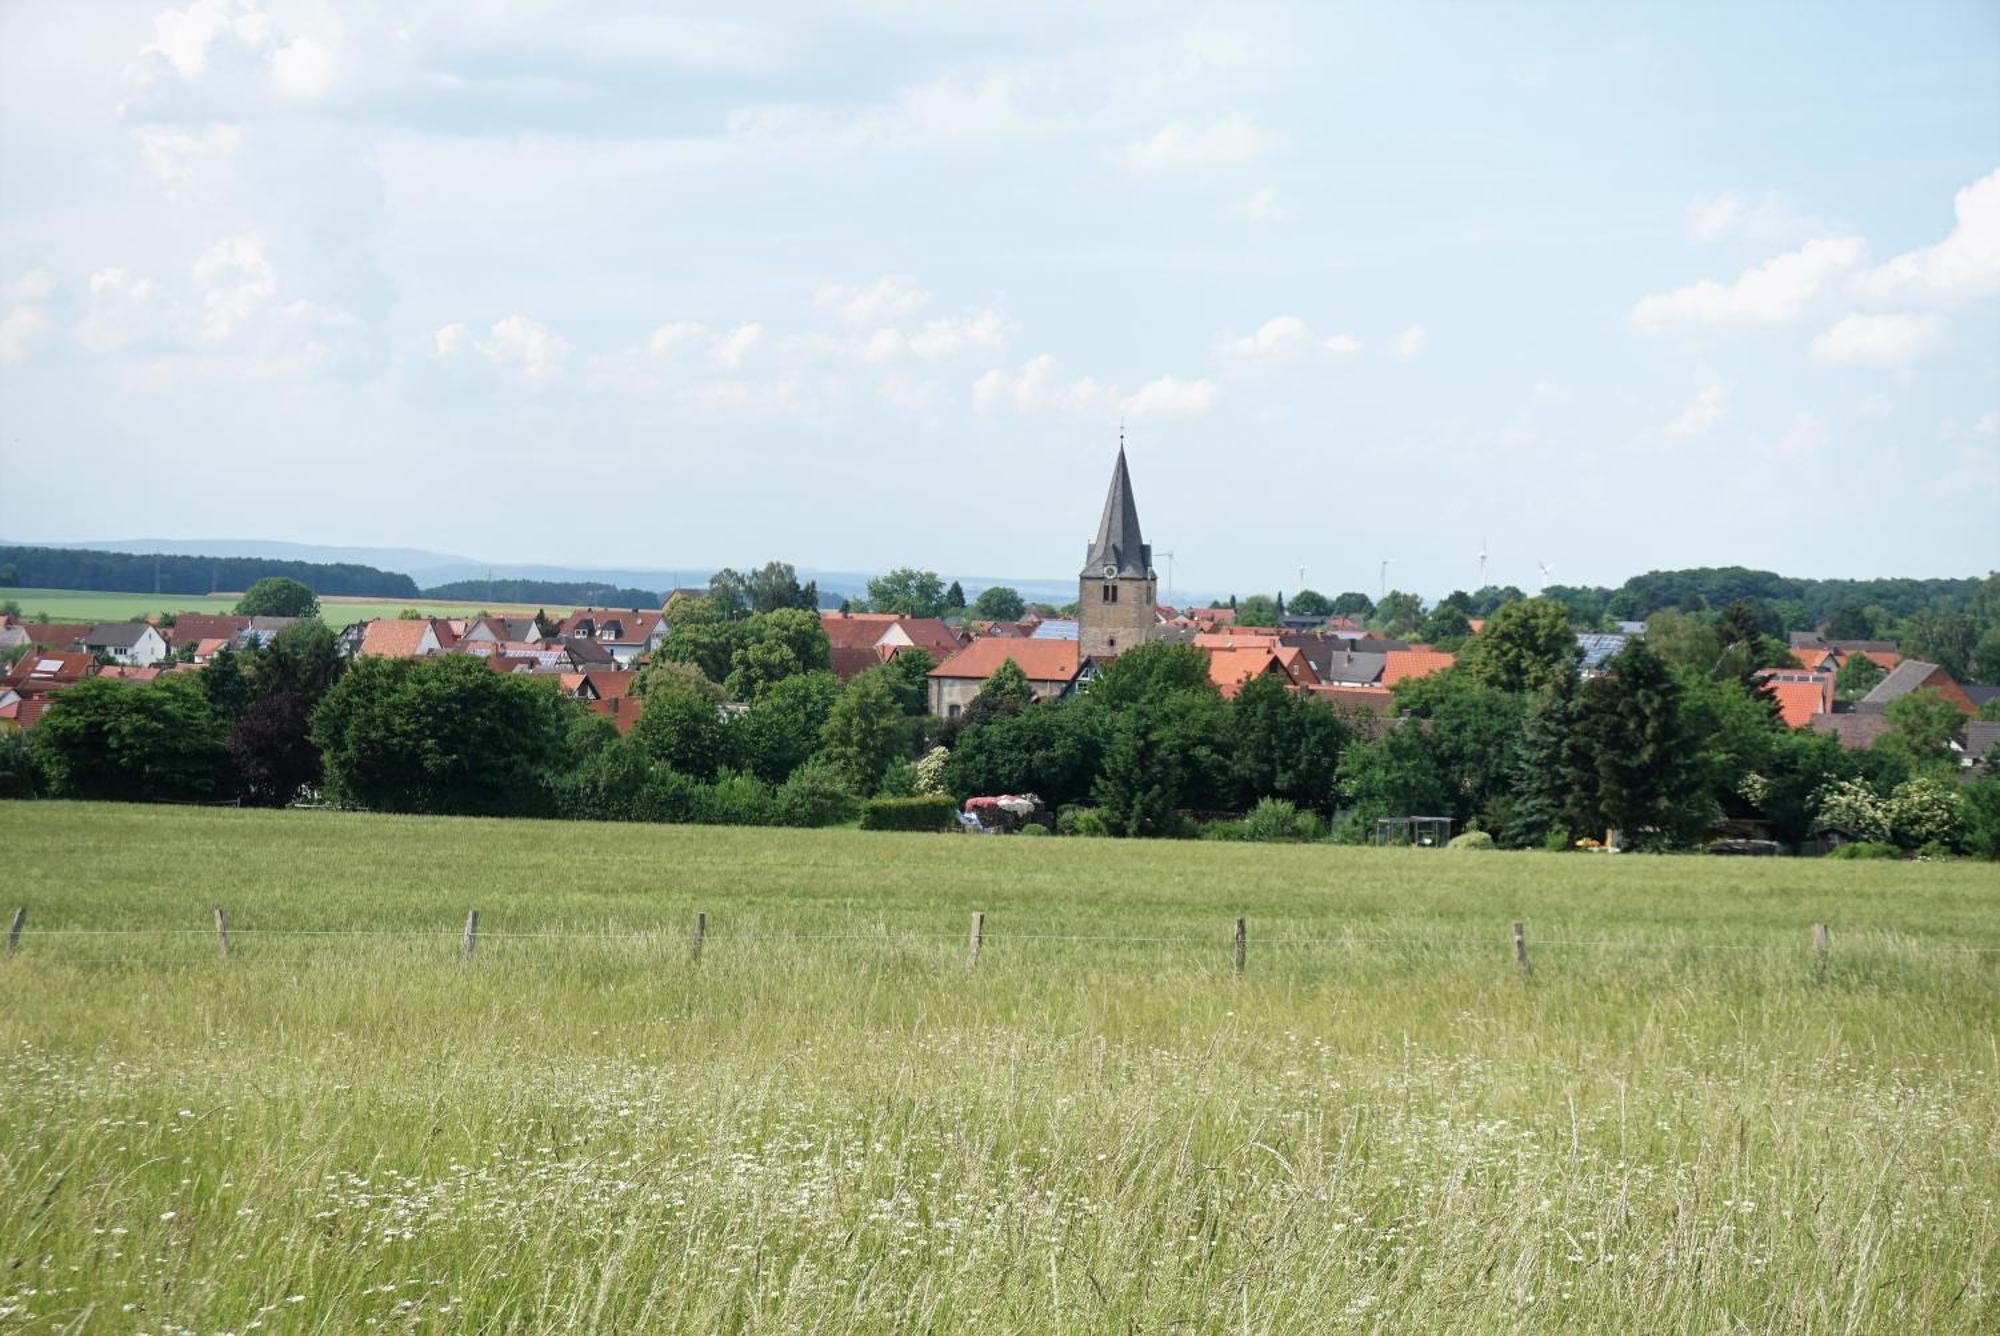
(1101, 583), (1118, 603)
(947, 703), (961, 719)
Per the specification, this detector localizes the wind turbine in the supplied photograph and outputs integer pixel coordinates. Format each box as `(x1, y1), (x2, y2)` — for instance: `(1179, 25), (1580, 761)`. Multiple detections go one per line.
(1379, 558), (1391, 598)
(1536, 560), (1554, 595)
(1478, 539), (1488, 589)
(1160, 550), (1177, 608)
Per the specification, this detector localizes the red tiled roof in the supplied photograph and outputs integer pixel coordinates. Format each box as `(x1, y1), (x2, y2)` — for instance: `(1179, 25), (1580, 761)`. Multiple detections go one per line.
(1206, 647), (1291, 700)
(3, 651), (95, 688)
(166, 614), (250, 645)
(1194, 632), (1280, 650)
(558, 608), (663, 644)
(930, 638), (1082, 684)
(358, 620), (437, 658)
(583, 670), (636, 699)
(587, 695), (645, 734)
(1306, 684), (1396, 715)
(95, 665), (161, 681)
(5, 622), (91, 650)
(1379, 649), (1456, 686)
(829, 644), (887, 681)
(1762, 673), (1833, 728)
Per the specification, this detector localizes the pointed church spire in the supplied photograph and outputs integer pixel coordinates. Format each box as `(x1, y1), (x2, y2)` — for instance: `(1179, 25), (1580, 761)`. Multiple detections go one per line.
(1081, 439), (1152, 579)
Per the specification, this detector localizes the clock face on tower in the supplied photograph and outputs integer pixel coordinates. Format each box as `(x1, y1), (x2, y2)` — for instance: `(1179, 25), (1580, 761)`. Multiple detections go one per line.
(1102, 565), (1118, 580)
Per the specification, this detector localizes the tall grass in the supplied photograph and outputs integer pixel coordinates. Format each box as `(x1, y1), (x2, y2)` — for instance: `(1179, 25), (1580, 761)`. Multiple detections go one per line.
(1, 803), (1994, 1330)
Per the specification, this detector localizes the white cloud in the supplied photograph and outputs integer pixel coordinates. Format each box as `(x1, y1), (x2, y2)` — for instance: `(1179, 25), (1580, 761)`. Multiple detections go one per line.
(645, 321), (709, 358)
(1229, 186), (1288, 223)
(1663, 375), (1729, 438)
(0, 270), (56, 364)
(1683, 190), (1820, 245)
(437, 314), (571, 384)
(1973, 411), (2000, 437)
(146, 0), (271, 80)
(974, 355), (1218, 422)
(866, 308), (1013, 364)
(1773, 410), (1830, 458)
(1850, 166), (2000, 304)
(1389, 325), (1426, 360)
(1630, 236), (1865, 328)
(269, 35), (336, 101)
(1215, 316), (1360, 364)
(135, 124), (243, 193)
(707, 322), (764, 370)
(80, 268), (167, 351)
(815, 275), (931, 326)
(1809, 312), (1943, 367)
(1532, 381), (1573, 406)
(1116, 114), (1280, 175)
(192, 235), (276, 343)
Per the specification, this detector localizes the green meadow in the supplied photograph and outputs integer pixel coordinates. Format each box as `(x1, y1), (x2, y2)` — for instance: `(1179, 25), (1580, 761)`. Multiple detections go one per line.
(1, 802), (1995, 1330)
(1, 587), (578, 627)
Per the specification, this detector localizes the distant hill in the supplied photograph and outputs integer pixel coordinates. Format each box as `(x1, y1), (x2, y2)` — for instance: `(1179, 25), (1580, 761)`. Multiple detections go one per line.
(420, 578), (664, 607)
(0, 544), (418, 599)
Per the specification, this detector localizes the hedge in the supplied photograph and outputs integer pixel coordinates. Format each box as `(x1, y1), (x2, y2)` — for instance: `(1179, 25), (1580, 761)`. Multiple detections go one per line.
(860, 795), (959, 832)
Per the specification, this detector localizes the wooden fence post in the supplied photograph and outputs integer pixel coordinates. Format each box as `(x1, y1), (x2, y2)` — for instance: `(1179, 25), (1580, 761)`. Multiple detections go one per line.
(1812, 922), (1829, 984)
(966, 911), (984, 970)
(461, 910), (478, 963)
(1233, 917), (1247, 977)
(6, 908), (23, 956)
(1512, 921), (1531, 978)
(214, 907), (230, 960)
(691, 911), (706, 964)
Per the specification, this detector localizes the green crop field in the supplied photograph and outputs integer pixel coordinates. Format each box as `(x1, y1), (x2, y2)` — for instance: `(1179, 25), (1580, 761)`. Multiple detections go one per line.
(1, 803), (1995, 1331)
(0, 586), (584, 626)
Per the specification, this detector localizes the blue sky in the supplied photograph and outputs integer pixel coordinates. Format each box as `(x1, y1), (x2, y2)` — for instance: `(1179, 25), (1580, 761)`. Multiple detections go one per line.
(1, 0), (1996, 600)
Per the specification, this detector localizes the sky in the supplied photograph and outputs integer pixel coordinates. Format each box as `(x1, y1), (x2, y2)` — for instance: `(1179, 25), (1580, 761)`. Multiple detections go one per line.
(1, 0), (1997, 602)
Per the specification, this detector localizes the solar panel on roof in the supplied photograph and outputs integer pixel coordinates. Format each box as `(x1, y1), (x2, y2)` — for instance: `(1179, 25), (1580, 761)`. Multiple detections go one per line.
(1031, 619), (1079, 640)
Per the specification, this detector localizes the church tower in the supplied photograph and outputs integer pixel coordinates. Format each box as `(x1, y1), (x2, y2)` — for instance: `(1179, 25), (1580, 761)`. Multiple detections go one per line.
(1077, 442), (1158, 660)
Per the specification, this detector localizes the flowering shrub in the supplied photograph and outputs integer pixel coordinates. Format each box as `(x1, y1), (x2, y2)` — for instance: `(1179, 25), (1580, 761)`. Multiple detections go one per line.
(1811, 779), (1889, 844)
(1887, 777), (1965, 851)
(913, 746), (951, 796)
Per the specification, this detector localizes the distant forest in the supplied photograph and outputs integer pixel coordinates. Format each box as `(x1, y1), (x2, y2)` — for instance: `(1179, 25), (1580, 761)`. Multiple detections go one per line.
(1542, 568), (1986, 627)
(0, 545), (418, 598)
(419, 578), (661, 606)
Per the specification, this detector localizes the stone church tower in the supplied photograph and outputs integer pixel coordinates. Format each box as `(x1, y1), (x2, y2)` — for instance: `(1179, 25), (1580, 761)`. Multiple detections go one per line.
(1077, 444), (1158, 660)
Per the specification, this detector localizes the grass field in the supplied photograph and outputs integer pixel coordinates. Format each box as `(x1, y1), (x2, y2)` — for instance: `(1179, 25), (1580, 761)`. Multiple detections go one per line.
(1, 802), (1995, 1330)
(0, 586), (585, 626)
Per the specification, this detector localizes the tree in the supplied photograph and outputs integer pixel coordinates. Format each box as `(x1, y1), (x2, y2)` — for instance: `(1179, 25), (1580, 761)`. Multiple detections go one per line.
(1899, 610), (1978, 679)
(629, 679), (736, 781)
(631, 657), (727, 703)
(819, 669), (906, 790)
(1824, 605), (1875, 640)
(1418, 602), (1471, 647)
(1961, 777), (2000, 860)
(866, 568), (948, 618)
(1228, 673), (1348, 813)
(1235, 595), (1280, 627)
(1833, 653), (1887, 701)
(724, 638), (803, 701)
(312, 655), (581, 815)
(1093, 690), (1231, 836)
(1331, 591), (1374, 618)
(1337, 724), (1451, 827)
(235, 577), (318, 619)
(200, 644), (254, 721)
(1507, 668), (1586, 846)
(0, 730), (38, 798)
(1457, 598), (1580, 693)
(1874, 688), (1965, 776)
(1289, 589), (1334, 617)
(1812, 777), (1890, 843)
(746, 561), (815, 614)
(707, 568), (752, 619)
(1570, 639), (1705, 848)
(1970, 627), (2000, 684)
(1373, 590), (1424, 637)
(1886, 776), (1966, 850)
(228, 693), (321, 806)
(962, 658), (1034, 729)
(971, 585), (1027, 622)
(736, 670), (843, 783)
(945, 701), (1104, 807)
(1711, 600), (1790, 692)
(877, 649), (936, 716)
(946, 580), (966, 610)
(247, 621), (345, 702)
(1083, 641), (1214, 712)
(33, 675), (232, 802)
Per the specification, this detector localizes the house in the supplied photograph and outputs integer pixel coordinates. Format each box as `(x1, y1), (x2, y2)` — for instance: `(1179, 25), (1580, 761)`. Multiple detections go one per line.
(233, 617), (304, 649)
(462, 615), (543, 646)
(927, 639), (1090, 718)
(559, 608), (666, 665)
(83, 622), (169, 666)
(1961, 721), (2000, 770)
(1379, 649), (1456, 688)
(1809, 712), (1896, 750)
(95, 665), (162, 682)
(189, 638), (231, 664)
(3, 621), (90, 652)
(165, 614), (250, 646)
(1300, 648), (1388, 688)
(1855, 660), (1975, 716)
(821, 611), (968, 681)
(1576, 633), (1628, 673)
(663, 587), (709, 608)
(357, 619), (444, 658)
(2, 651), (94, 691)
(587, 694), (645, 734)
(1306, 683), (1396, 715)
(1757, 669), (1835, 728)
(1205, 645), (1320, 700)
(559, 637), (617, 669)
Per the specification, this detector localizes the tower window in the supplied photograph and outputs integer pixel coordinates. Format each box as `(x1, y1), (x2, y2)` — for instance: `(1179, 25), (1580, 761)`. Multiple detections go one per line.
(1101, 583), (1118, 603)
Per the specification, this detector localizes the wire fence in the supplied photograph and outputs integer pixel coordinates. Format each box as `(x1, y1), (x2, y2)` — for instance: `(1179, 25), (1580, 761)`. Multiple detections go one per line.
(6, 906), (1999, 973)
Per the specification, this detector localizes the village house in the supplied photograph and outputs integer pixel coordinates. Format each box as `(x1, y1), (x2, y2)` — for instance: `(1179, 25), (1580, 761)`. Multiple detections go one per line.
(357, 618), (446, 658)
(82, 622), (169, 666)
(927, 638), (1090, 718)
(558, 608), (667, 665)
(1855, 659), (1976, 716)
